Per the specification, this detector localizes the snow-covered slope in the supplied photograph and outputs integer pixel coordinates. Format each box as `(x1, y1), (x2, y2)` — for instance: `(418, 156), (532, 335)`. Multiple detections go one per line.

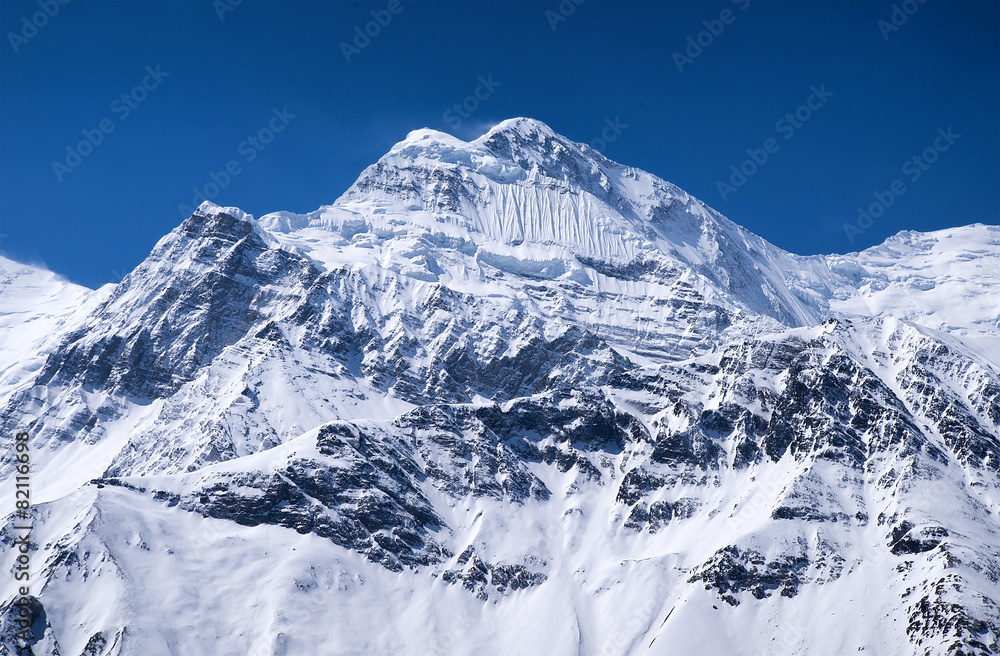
(828, 224), (1000, 367)
(1, 118), (997, 656)
(0, 257), (104, 397)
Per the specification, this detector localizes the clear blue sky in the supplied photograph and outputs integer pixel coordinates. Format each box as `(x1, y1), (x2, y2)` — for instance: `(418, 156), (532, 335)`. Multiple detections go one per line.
(1, 0), (997, 288)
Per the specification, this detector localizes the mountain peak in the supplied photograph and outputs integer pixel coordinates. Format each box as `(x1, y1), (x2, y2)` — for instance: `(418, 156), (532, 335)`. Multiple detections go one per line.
(390, 118), (561, 154)
(391, 127), (470, 153)
(5, 114), (1000, 656)
(473, 117), (599, 178)
(381, 118), (586, 176)
(297, 118), (815, 325)
(476, 117), (560, 142)
(194, 200), (254, 223)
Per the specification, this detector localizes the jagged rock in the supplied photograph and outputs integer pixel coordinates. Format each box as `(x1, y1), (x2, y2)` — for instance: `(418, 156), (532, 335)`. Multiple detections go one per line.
(0, 119), (998, 654)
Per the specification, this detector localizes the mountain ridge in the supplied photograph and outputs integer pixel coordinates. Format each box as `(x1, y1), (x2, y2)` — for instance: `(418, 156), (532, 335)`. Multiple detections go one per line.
(0, 119), (997, 656)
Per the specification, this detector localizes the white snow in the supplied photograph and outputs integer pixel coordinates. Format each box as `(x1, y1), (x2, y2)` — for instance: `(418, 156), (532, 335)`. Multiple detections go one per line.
(1, 119), (997, 655)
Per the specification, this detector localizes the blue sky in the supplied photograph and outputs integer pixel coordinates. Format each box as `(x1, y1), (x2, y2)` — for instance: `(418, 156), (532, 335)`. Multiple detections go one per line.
(1, 0), (997, 288)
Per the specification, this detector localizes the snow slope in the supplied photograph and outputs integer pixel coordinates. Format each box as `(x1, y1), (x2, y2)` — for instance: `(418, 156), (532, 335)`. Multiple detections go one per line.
(0, 256), (104, 397)
(0, 119), (997, 656)
(828, 224), (1000, 366)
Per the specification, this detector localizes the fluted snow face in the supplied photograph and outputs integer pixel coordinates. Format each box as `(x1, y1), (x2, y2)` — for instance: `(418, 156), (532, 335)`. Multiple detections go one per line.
(264, 117), (842, 329)
(1, 120), (998, 656)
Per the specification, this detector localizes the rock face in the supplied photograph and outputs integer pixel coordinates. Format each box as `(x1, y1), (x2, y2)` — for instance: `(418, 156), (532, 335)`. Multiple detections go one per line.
(0, 118), (998, 656)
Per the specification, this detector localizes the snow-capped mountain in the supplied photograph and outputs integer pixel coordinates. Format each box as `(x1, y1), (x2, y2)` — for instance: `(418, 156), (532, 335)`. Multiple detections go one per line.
(1, 117), (998, 656)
